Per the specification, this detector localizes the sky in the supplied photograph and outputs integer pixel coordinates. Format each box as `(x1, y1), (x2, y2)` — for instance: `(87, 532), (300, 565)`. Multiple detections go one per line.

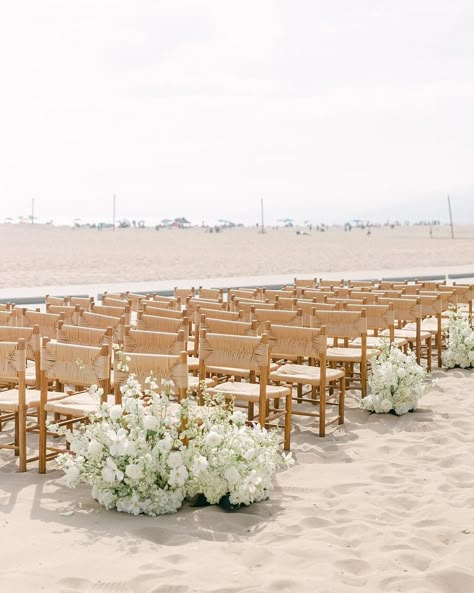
(1, 0), (473, 226)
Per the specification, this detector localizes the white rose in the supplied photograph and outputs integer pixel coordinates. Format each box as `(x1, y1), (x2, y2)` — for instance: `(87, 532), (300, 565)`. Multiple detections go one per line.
(224, 466), (240, 485)
(231, 410), (247, 425)
(244, 448), (256, 461)
(101, 466), (116, 483)
(169, 465), (188, 487)
(143, 415), (159, 431)
(88, 439), (103, 456)
(157, 435), (173, 452)
(125, 463), (141, 480)
(191, 455), (208, 475)
(64, 464), (81, 486)
(205, 431), (222, 448)
(109, 405), (123, 421)
(168, 451), (184, 468)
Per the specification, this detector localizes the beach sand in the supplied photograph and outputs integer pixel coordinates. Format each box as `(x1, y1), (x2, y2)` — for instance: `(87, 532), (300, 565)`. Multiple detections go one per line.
(1, 222), (473, 592)
(1, 222), (473, 290)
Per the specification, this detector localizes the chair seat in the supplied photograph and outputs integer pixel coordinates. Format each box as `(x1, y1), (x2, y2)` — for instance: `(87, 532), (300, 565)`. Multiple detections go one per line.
(187, 356), (200, 371)
(403, 319), (447, 333)
(44, 392), (116, 417)
(206, 381), (291, 402)
(205, 362), (280, 379)
(381, 329), (432, 341)
(326, 347), (380, 362)
(0, 389), (68, 413)
(270, 363), (344, 386)
(187, 375), (216, 391)
(350, 336), (408, 348)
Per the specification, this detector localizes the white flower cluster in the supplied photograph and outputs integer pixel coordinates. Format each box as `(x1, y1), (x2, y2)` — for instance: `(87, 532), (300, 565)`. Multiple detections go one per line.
(442, 310), (474, 369)
(56, 376), (292, 516)
(361, 341), (430, 416)
(185, 401), (293, 507)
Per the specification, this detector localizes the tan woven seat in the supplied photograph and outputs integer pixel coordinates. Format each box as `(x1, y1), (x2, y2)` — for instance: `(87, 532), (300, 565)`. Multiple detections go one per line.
(325, 346), (380, 361)
(0, 387), (69, 412)
(44, 391), (116, 417)
(199, 330), (292, 450)
(269, 362), (343, 384)
(208, 380), (290, 401)
(350, 336), (407, 349)
(205, 362), (280, 379)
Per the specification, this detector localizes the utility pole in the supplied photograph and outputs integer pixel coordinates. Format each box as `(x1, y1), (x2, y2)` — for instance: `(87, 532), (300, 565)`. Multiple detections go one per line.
(113, 194), (116, 231)
(260, 198), (265, 234)
(447, 195), (454, 239)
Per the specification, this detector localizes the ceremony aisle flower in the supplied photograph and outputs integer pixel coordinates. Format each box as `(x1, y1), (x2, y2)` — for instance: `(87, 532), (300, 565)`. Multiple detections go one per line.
(360, 341), (431, 416)
(442, 309), (474, 369)
(56, 377), (292, 516)
(185, 393), (293, 509)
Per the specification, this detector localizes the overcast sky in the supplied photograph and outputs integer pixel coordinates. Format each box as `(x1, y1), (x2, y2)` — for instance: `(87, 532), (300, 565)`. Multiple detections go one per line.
(1, 0), (473, 225)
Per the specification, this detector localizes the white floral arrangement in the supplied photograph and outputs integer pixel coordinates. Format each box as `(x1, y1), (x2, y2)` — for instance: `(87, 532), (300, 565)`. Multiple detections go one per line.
(360, 341), (431, 416)
(55, 376), (292, 516)
(441, 309), (474, 369)
(185, 393), (292, 509)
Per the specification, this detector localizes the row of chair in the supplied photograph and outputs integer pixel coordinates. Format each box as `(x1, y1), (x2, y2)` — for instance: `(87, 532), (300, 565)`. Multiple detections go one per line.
(1, 278), (472, 473)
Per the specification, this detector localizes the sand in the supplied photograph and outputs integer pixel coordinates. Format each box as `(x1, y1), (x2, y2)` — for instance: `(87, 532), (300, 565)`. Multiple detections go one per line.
(0, 222), (473, 290)
(1, 222), (474, 592)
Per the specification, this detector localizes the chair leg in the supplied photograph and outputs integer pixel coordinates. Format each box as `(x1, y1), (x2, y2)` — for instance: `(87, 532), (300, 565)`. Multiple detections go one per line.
(14, 414), (19, 455)
(283, 393), (292, 451)
(18, 405), (27, 472)
(361, 363), (367, 398)
(38, 406), (47, 474)
(338, 375), (345, 425)
(319, 384), (326, 437)
(437, 331), (442, 368)
(247, 401), (255, 422)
